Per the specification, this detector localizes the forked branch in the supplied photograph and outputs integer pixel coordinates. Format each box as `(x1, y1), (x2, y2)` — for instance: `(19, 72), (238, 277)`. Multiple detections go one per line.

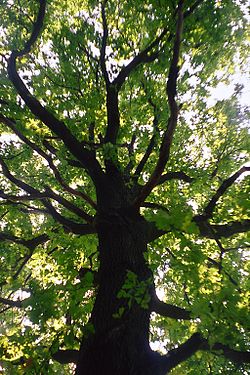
(160, 332), (250, 373)
(0, 114), (97, 209)
(204, 166), (250, 218)
(0, 157), (95, 232)
(133, 0), (184, 208)
(7, 0), (103, 182)
(42, 200), (96, 235)
(147, 217), (250, 243)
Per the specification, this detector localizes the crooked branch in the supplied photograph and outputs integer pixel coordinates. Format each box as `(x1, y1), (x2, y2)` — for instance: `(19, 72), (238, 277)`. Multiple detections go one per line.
(44, 186), (93, 224)
(134, 92), (160, 179)
(52, 349), (79, 364)
(111, 0), (203, 91)
(0, 156), (45, 197)
(0, 158), (96, 233)
(0, 156), (94, 224)
(151, 293), (191, 320)
(160, 332), (250, 373)
(0, 297), (23, 308)
(0, 232), (49, 249)
(7, 0), (103, 183)
(42, 200), (96, 235)
(204, 166), (250, 219)
(194, 216), (250, 239)
(100, 1), (109, 84)
(157, 171), (194, 185)
(133, 0), (184, 208)
(112, 30), (165, 90)
(0, 114), (97, 209)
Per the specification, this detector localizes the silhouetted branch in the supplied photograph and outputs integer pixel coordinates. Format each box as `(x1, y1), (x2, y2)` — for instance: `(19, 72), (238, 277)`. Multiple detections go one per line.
(0, 154), (94, 224)
(195, 217), (250, 238)
(204, 166), (250, 219)
(160, 333), (205, 372)
(0, 297), (24, 308)
(0, 159), (95, 233)
(113, 30), (166, 90)
(146, 216), (250, 243)
(100, 1), (109, 84)
(0, 114), (96, 209)
(110, 0), (203, 92)
(52, 349), (79, 364)
(157, 171), (194, 185)
(210, 342), (250, 364)
(42, 200), (96, 235)
(0, 156), (45, 197)
(0, 232), (49, 248)
(44, 186), (94, 224)
(151, 293), (191, 320)
(7, 0), (103, 183)
(133, 0), (184, 207)
(160, 332), (250, 372)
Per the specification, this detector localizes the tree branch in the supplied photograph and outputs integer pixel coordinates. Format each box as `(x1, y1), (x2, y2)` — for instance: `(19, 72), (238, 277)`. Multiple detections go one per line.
(184, 0), (204, 17)
(195, 217), (250, 238)
(133, 0), (184, 208)
(7, 0), (103, 183)
(146, 216), (250, 243)
(0, 114), (97, 209)
(42, 200), (96, 235)
(0, 155), (94, 225)
(44, 186), (94, 224)
(52, 349), (79, 364)
(0, 156), (45, 197)
(204, 166), (250, 219)
(210, 342), (250, 364)
(102, 0), (202, 149)
(0, 232), (49, 249)
(160, 333), (205, 372)
(0, 191), (48, 202)
(134, 91), (160, 179)
(112, 30), (166, 91)
(157, 171), (194, 185)
(100, 1), (109, 84)
(151, 293), (191, 320)
(160, 332), (250, 373)
(110, 0), (204, 92)
(0, 297), (23, 308)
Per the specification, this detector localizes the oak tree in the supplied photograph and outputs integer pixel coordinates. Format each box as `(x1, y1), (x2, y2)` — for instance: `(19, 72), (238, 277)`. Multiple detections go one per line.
(0, 0), (249, 373)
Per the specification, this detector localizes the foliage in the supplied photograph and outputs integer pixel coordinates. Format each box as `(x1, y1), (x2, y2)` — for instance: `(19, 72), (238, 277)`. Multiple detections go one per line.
(0, 0), (249, 374)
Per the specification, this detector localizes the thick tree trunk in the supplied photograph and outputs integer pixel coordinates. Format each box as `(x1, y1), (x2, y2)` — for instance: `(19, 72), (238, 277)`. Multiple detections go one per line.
(75, 191), (160, 374)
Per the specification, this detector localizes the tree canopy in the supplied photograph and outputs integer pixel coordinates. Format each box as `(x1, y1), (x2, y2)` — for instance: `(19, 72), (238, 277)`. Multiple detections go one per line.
(0, 0), (249, 374)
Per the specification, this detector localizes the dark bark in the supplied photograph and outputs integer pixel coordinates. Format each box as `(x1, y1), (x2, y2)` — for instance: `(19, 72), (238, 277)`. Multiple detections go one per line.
(133, 0), (184, 207)
(75, 177), (158, 374)
(2, 1), (249, 373)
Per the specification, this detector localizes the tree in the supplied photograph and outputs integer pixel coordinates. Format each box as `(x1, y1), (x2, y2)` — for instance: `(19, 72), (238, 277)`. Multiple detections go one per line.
(0, 0), (249, 373)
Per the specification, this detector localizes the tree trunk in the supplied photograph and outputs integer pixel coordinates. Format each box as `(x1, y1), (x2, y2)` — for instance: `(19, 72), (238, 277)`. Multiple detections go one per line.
(75, 193), (160, 374)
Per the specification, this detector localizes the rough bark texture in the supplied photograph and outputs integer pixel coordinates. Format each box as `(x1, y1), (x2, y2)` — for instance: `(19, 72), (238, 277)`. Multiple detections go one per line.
(75, 179), (158, 375)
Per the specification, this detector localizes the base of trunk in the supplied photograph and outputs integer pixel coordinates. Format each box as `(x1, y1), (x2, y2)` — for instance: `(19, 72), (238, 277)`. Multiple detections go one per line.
(75, 329), (160, 375)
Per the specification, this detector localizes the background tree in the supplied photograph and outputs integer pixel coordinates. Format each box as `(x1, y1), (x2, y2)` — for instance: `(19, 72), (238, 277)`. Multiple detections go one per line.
(0, 0), (249, 373)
